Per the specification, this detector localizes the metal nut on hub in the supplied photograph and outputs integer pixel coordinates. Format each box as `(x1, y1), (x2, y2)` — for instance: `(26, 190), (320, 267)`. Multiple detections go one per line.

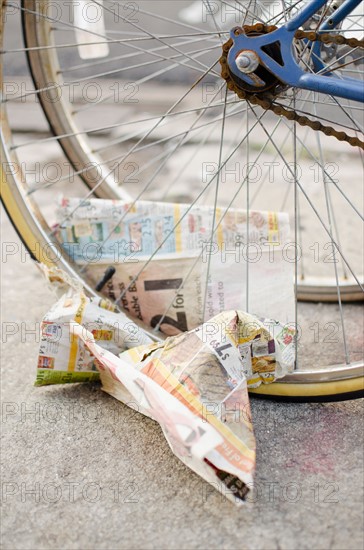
(235, 50), (260, 73)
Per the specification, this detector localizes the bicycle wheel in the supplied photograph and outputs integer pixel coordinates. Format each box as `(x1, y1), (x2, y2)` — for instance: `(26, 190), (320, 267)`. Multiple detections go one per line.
(1, 0), (363, 400)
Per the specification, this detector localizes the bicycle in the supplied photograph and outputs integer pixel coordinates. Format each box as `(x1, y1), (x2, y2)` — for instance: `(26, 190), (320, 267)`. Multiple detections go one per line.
(1, 0), (363, 400)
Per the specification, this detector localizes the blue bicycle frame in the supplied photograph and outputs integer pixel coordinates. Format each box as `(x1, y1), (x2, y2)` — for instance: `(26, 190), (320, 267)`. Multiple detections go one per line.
(227, 0), (363, 102)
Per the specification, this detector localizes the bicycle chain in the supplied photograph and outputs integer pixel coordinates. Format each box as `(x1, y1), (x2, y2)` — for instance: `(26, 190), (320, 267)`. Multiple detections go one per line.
(219, 24), (364, 149)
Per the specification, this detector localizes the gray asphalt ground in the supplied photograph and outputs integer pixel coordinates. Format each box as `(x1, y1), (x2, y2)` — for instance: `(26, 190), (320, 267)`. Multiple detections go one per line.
(1, 207), (364, 550)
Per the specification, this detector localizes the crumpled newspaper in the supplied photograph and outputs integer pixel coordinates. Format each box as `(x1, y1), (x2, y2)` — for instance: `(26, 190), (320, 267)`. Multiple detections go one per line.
(55, 197), (295, 332)
(36, 267), (295, 388)
(36, 266), (152, 386)
(71, 310), (294, 505)
(35, 270), (295, 504)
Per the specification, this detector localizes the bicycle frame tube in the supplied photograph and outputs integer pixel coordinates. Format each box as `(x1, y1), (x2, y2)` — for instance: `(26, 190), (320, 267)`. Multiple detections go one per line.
(227, 0), (364, 102)
(311, 0), (363, 71)
(319, 0), (363, 32)
(285, 0), (330, 31)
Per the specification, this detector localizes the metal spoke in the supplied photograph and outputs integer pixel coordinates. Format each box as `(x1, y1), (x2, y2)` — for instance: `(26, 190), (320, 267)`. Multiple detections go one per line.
(32, 100), (245, 192)
(52, 60), (223, 226)
(114, 109), (270, 306)
(203, 0), (224, 45)
(315, 117), (351, 363)
(62, 36), (220, 74)
(4, 38), (218, 104)
(1, 31), (225, 54)
(92, 0), (219, 75)
(245, 104), (250, 312)
(64, 42), (220, 86)
(152, 111), (290, 332)
(248, 104), (364, 291)
(16, 97), (241, 151)
(293, 92), (298, 369)
(79, 83), (227, 275)
(202, 85), (228, 318)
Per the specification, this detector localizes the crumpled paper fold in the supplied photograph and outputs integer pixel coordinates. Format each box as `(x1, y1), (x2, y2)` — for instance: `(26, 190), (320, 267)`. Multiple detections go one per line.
(36, 269), (295, 504)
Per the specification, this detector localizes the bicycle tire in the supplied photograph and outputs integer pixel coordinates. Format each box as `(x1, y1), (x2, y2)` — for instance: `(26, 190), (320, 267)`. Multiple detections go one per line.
(1, 0), (363, 400)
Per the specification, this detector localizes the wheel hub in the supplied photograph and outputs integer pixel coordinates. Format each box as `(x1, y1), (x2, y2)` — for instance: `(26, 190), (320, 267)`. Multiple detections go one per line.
(220, 24), (284, 95)
(235, 50), (260, 73)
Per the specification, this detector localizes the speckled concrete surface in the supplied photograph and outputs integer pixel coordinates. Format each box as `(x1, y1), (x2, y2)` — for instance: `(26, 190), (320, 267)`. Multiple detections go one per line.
(1, 210), (363, 550)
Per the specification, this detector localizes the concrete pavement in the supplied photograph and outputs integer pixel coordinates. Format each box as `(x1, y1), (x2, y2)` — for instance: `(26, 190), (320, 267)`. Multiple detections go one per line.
(1, 209), (364, 550)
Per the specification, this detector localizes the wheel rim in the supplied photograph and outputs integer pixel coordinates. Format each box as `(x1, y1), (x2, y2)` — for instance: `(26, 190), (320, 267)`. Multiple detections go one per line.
(1, 0), (363, 393)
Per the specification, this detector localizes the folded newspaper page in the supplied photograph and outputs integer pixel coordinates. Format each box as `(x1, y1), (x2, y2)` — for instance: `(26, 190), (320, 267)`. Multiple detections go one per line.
(36, 267), (295, 387)
(71, 309), (294, 504)
(35, 268), (295, 503)
(55, 198), (295, 333)
(36, 266), (153, 386)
